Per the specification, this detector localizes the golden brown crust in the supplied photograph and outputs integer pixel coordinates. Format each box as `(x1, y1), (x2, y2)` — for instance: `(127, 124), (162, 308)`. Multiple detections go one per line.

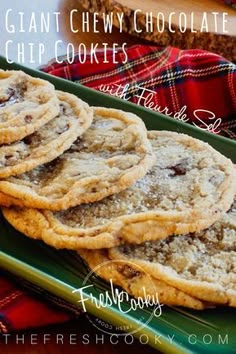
(78, 249), (212, 310)
(2, 131), (235, 249)
(2, 205), (222, 250)
(109, 202), (236, 306)
(0, 107), (154, 210)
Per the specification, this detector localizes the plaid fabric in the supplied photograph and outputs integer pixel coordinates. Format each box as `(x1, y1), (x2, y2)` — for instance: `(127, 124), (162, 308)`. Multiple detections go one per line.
(43, 45), (236, 139)
(0, 272), (74, 332)
(0, 44), (235, 333)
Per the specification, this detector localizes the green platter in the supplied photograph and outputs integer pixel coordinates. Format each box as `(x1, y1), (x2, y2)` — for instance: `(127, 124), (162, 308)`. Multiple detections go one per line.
(0, 56), (235, 354)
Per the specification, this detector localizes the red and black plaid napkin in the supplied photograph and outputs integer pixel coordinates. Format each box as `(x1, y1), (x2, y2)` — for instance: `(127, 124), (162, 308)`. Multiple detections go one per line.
(43, 45), (236, 138)
(0, 44), (235, 333)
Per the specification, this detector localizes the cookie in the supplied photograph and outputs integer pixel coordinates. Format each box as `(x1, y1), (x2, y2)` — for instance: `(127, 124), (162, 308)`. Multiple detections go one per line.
(78, 249), (211, 310)
(0, 91), (93, 178)
(0, 70), (59, 144)
(1, 131), (235, 250)
(0, 107), (154, 210)
(108, 198), (236, 307)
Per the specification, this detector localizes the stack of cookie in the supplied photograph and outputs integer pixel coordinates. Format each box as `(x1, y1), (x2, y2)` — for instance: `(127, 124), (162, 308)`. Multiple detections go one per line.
(1, 69), (236, 310)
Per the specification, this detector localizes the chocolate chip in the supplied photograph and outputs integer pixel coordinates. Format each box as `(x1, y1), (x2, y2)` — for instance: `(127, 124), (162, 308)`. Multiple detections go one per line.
(188, 265), (197, 275)
(23, 134), (34, 145)
(228, 204), (236, 213)
(45, 158), (60, 172)
(168, 158), (189, 177)
(23, 131), (43, 148)
(0, 84), (27, 108)
(24, 115), (33, 123)
(59, 103), (66, 114)
(69, 138), (81, 152)
(0, 88), (17, 107)
(4, 154), (15, 166)
(169, 164), (186, 176)
(8, 88), (17, 100)
(217, 226), (224, 241)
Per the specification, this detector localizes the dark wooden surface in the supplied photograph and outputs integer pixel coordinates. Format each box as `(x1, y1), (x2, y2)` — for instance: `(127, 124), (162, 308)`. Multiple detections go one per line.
(81, 0), (236, 60)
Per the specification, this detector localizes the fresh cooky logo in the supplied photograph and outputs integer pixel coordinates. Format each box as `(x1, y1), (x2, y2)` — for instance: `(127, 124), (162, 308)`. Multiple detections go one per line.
(72, 260), (163, 335)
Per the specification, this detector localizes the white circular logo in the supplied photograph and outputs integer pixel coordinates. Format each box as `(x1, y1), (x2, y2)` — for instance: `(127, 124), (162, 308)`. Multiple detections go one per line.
(73, 259), (163, 336)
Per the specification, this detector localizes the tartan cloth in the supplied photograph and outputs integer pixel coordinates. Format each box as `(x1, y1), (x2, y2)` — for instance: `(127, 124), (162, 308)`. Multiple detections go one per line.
(43, 45), (236, 139)
(0, 44), (235, 333)
(0, 272), (73, 332)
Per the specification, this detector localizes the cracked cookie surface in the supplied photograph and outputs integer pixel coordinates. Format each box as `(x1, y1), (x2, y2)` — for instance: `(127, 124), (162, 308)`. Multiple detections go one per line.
(0, 70), (59, 144)
(2, 131), (235, 250)
(109, 198), (236, 306)
(0, 91), (93, 178)
(0, 107), (154, 210)
(78, 249), (212, 310)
